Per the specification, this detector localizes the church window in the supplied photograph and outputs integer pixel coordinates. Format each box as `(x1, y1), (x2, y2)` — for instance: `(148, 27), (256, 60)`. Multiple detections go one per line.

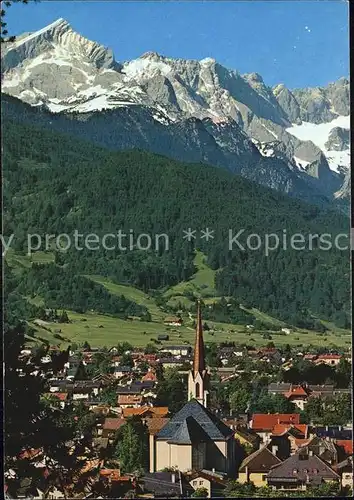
(195, 382), (200, 398)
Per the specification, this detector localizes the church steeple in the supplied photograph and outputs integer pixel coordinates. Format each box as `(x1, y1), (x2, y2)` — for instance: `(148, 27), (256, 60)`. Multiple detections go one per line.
(193, 300), (206, 375)
(188, 300), (209, 407)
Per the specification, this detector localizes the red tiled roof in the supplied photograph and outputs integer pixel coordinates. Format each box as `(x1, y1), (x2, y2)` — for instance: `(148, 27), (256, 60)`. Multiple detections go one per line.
(142, 370), (157, 382)
(252, 413), (300, 431)
(18, 448), (42, 459)
(336, 440), (353, 456)
(145, 417), (170, 436)
(294, 438), (312, 448)
(52, 392), (68, 401)
(284, 386), (309, 398)
(103, 418), (126, 431)
(100, 469), (131, 482)
(122, 406), (168, 418)
(272, 423), (308, 437)
(144, 354), (157, 361)
(118, 395), (143, 405)
(317, 354), (342, 360)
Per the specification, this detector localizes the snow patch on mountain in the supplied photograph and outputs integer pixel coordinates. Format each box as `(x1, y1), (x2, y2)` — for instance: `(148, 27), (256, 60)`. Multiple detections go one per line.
(123, 58), (172, 79)
(286, 115), (350, 172)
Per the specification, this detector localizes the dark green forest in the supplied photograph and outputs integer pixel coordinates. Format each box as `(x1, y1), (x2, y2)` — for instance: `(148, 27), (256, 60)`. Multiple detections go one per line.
(3, 118), (350, 328)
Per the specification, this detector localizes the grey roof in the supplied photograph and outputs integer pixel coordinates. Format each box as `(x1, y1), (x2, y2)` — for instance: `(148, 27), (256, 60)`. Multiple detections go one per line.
(142, 472), (193, 497)
(267, 452), (339, 485)
(167, 415), (211, 444)
(156, 399), (234, 442)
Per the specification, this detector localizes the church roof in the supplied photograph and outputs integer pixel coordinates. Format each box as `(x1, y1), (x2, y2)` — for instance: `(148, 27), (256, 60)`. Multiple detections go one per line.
(167, 416), (210, 444)
(156, 399), (234, 442)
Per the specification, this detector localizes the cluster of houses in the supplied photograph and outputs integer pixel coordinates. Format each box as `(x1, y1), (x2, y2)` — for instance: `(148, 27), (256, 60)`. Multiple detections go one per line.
(6, 304), (353, 498)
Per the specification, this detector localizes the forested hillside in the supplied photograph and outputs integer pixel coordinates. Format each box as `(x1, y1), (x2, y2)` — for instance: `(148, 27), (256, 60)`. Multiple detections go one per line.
(3, 118), (350, 328)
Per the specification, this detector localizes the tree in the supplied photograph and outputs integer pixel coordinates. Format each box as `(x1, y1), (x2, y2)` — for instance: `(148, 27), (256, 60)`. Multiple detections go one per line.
(4, 322), (98, 498)
(229, 386), (250, 414)
(335, 357), (351, 388)
(155, 367), (187, 414)
(114, 417), (148, 473)
(121, 352), (134, 368)
(144, 343), (157, 354)
(192, 487), (209, 497)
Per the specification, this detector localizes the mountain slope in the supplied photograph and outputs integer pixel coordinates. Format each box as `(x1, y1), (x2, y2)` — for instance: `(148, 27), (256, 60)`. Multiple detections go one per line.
(3, 117), (350, 329)
(1, 18), (350, 203)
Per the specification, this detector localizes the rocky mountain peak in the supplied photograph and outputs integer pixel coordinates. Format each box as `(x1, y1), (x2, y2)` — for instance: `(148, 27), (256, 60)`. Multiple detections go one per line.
(1, 19), (350, 204)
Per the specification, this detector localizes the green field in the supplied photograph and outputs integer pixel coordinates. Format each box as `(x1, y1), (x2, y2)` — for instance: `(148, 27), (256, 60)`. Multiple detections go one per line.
(164, 251), (216, 308)
(6, 249), (350, 349)
(26, 307), (351, 350)
(85, 275), (165, 322)
(6, 249), (55, 275)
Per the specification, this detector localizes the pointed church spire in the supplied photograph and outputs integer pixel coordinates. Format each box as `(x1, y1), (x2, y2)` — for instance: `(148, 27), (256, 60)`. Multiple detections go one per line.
(193, 300), (206, 375)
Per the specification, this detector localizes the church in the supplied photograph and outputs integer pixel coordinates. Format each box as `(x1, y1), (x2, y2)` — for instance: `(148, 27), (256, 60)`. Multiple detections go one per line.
(149, 301), (236, 474)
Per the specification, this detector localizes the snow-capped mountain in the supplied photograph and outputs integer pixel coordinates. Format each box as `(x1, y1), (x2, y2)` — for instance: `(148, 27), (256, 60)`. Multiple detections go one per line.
(1, 18), (350, 203)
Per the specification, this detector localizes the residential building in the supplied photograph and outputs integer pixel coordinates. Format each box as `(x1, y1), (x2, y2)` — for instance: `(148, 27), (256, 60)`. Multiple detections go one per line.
(238, 445), (281, 486)
(267, 450), (340, 491)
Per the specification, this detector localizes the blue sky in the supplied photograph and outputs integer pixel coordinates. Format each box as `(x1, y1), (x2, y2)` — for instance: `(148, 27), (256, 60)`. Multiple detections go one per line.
(6, 1), (349, 88)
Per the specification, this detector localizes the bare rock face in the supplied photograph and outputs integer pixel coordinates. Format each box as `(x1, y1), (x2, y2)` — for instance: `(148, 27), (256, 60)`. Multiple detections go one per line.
(273, 84), (302, 124)
(325, 127), (350, 151)
(334, 169), (350, 199)
(1, 18), (350, 205)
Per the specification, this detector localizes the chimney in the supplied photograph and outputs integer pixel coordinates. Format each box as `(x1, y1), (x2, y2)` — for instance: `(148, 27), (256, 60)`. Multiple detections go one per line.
(272, 445), (278, 456)
(309, 450), (313, 456)
(171, 473), (176, 484)
(212, 468), (215, 473)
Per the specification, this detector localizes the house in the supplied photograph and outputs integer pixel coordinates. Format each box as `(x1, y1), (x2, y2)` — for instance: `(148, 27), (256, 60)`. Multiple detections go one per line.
(140, 471), (193, 498)
(307, 384), (334, 397)
(157, 334), (170, 341)
(314, 426), (352, 440)
(113, 365), (133, 379)
(267, 449), (340, 491)
(122, 406), (168, 419)
(101, 418), (126, 439)
(335, 439), (353, 458)
(283, 385), (310, 410)
(250, 413), (300, 442)
(146, 417), (170, 437)
(187, 469), (227, 498)
(233, 426), (260, 452)
(92, 373), (115, 386)
(49, 392), (68, 409)
(238, 445), (282, 486)
(271, 424), (310, 454)
(158, 357), (185, 369)
(281, 328), (292, 335)
(335, 456), (353, 489)
(258, 348), (282, 365)
(117, 395), (143, 408)
(314, 354), (342, 366)
(163, 316), (183, 327)
(304, 354), (317, 361)
(160, 345), (192, 356)
(142, 369), (157, 383)
(297, 436), (338, 465)
(71, 381), (101, 400)
(268, 383), (292, 395)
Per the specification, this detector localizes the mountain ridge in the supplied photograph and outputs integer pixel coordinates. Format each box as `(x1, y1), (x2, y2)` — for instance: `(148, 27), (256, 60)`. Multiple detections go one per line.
(1, 18), (350, 204)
